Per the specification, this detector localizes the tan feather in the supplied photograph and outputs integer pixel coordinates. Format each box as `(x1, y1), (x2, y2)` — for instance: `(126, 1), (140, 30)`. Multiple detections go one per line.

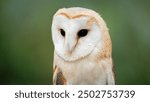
(53, 65), (67, 85)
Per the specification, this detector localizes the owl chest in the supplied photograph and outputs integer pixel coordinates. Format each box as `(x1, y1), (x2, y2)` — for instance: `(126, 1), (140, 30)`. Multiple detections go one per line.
(59, 59), (106, 84)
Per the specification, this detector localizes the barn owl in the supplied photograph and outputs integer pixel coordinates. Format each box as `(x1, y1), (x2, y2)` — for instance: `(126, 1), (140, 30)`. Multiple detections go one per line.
(51, 7), (115, 85)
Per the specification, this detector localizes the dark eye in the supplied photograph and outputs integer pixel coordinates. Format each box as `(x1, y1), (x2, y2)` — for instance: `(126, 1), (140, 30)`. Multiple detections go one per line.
(60, 29), (65, 37)
(77, 29), (88, 38)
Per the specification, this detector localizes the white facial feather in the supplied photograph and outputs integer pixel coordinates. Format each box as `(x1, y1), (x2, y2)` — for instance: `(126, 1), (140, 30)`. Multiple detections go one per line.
(52, 13), (102, 61)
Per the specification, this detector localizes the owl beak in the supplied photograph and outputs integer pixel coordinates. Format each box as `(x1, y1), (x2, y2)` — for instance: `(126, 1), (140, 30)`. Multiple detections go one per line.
(65, 34), (77, 54)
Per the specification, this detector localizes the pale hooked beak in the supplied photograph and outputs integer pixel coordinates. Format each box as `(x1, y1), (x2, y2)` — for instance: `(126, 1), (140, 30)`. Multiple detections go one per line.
(64, 34), (77, 54)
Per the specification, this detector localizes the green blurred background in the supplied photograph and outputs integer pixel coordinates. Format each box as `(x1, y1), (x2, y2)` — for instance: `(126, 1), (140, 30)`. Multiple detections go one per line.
(0, 0), (150, 84)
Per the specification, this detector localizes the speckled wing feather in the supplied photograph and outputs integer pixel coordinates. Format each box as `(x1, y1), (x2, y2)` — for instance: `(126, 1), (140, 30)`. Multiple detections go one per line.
(53, 65), (67, 85)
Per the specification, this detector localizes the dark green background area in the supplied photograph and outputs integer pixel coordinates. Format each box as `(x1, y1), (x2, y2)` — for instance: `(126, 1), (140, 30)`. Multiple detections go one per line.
(0, 0), (150, 84)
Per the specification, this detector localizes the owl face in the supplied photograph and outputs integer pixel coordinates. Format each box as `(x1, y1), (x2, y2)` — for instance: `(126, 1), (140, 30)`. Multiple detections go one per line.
(52, 8), (103, 62)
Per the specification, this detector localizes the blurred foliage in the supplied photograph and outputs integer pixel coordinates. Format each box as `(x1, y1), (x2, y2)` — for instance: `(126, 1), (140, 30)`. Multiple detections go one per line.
(0, 0), (150, 84)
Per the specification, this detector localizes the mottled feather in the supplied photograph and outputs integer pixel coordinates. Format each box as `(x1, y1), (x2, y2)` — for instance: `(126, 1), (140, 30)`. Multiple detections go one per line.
(53, 66), (67, 85)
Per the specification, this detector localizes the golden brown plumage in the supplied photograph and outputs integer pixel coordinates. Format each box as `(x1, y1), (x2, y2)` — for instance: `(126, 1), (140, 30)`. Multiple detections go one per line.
(53, 66), (67, 85)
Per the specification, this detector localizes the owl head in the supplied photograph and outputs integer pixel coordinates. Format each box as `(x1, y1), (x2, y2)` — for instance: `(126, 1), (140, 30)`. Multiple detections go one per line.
(51, 7), (111, 62)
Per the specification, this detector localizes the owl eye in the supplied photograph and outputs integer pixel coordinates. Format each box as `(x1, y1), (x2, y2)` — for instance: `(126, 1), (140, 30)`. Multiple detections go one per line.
(78, 29), (88, 38)
(60, 29), (65, 37)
